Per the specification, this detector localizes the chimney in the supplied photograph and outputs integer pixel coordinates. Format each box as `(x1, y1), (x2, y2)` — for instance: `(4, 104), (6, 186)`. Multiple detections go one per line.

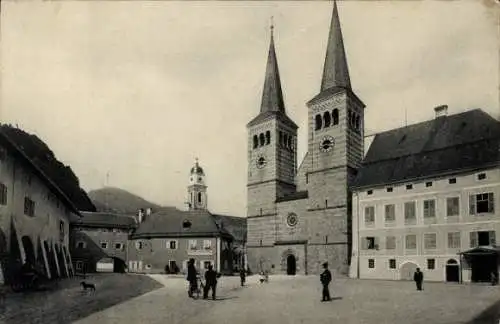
(434, 105), (448, 118)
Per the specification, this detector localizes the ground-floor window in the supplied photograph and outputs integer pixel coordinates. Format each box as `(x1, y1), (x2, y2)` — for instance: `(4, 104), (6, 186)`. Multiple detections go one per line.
(389, 259), (396, 269)
(427, 259), (435, 270)
(368, 259), (375, 269)
(76, 261), (83, 271)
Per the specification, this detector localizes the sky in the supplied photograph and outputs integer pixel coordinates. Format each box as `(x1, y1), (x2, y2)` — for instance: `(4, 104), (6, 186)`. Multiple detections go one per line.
(1, 1), (498, 217)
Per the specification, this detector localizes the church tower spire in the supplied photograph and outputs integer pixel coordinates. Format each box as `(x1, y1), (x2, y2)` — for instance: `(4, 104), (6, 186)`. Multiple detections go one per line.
(187, 158), (207, 211)
(260, 18), (285, 113)
(321, 0), (351, 91)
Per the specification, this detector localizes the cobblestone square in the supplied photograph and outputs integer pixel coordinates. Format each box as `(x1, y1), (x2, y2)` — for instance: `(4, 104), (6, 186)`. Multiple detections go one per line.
(74, 275), (500, 324)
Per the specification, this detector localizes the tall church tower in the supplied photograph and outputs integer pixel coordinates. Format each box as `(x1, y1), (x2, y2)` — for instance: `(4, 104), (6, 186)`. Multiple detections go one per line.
(187, 158), (207, 210)
(246, 23), (298, 219)
(305, 0), (365, 273)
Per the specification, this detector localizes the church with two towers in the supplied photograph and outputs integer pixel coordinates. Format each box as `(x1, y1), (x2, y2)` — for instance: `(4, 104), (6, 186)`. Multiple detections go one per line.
(246, 1), (364, 276)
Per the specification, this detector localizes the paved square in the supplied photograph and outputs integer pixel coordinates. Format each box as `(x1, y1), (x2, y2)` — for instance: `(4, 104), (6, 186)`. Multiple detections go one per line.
(74, 275), (500, 324)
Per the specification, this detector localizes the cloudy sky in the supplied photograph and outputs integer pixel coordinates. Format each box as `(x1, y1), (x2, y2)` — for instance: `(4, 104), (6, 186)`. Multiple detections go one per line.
(1, 1), (498, 217)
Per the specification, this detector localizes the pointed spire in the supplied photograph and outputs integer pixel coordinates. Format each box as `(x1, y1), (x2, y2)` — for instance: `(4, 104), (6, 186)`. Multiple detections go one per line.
(260, 17), (285, 113)
(321, 0), (351, 91)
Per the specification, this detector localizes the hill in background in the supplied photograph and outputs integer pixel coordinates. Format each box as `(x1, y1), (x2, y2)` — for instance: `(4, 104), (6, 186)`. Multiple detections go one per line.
(0, 124), (96, 212)
(88, 187), (171, 215)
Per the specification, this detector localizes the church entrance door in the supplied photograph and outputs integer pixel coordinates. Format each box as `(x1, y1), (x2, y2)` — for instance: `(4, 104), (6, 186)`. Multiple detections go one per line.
(286, 255), (296, 275)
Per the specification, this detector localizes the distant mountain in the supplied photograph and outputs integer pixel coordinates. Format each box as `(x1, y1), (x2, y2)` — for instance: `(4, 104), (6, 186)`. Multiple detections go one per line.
(88, 187), (167, 215)
(0, 124), (96, 212)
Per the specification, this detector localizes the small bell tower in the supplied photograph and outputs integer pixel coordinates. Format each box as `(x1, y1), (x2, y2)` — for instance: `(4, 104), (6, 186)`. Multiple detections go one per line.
(187, 158), (207, 210)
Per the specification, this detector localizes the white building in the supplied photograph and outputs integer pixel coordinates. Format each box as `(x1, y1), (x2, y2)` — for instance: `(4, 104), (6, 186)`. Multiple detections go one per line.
(349, 106), (500, 282)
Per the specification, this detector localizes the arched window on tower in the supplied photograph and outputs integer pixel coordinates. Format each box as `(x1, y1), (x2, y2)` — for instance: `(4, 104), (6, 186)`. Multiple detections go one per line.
(315, 115), (322, 130)
(283, 134), (288, 148)
(265, 131), (271, 145)
(332, 109), (339, 125)
(355, 116), (360, 131)
(351, 113), (356, 128)
(259, 133), (265, 146)
(287, 136), (292, 150)
(323, 111), (331, 128)
(198, 192), (202, 203)
(253, 135), (258, 149)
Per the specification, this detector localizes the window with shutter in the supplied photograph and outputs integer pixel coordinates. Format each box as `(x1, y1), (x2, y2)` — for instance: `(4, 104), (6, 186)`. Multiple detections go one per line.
(488, 193), (495, 213)
(361, 237), (367, 250)
(469, 195), (476, 215)
(423, 200), (435, 218)
(489, 231), (496, 245)
(386, 236), (396, 250)
(446, 197), (460, 217)
(404, 202), (416, 222)
(469, 232), (478, 248)
(405, 235), (417, 249)
(385, 204), (395, 222)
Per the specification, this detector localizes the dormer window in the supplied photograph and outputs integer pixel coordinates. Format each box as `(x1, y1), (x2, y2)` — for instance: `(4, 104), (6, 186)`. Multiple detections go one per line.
(183, 220), (192, 229)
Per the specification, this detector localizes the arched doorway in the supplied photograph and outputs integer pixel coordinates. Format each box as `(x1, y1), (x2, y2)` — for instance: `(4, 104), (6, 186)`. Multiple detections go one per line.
(286, 255), (296, 275)
(21, 236), (35, 265)
(400, 261), (419, 281)
(446, 259), (460, 282)
(113, 257), (127, 273)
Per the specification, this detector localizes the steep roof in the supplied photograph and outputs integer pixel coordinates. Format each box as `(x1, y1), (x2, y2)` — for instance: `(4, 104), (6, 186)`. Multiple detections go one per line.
(260, 24), (285, 114)
(131, 209), (233, 239)
(353, 109), (500, 189)
(321, 0), (351, 91)
(247, 24), (298, 130)
(0, 129), (81, 216)
(75, 211), (137, 228)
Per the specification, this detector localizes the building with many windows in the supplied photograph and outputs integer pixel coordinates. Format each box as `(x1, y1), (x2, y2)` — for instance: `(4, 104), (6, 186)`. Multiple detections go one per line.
(349, 107), (500, 282)
(70, 211), (137, 273)
(126, 159), (245, 275)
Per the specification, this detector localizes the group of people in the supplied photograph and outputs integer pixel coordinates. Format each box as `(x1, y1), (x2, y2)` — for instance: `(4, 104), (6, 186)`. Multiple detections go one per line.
(186, 258), (219, 300)
(186, 259), (432, 302)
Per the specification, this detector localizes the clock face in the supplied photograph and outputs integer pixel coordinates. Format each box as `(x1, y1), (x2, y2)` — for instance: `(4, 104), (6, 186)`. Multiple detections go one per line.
(287, 213), (298, 227)
(256, 155), (267, 169)
(319, 136), (335, 152)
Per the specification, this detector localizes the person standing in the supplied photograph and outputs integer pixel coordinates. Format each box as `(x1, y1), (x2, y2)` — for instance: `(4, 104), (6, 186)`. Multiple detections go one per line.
(414, 268), (424, 291)
(320, 262), (332, 302)
(203, 265), (218, 300)
(186, 259), (198, 298)
(239, 268), (246, 287)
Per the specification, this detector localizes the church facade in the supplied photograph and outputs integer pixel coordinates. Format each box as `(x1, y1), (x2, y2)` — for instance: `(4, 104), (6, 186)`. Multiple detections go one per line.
(246, 1), (364, 276)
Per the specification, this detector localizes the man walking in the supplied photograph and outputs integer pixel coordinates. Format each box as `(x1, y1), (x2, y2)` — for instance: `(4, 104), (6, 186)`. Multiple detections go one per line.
(320, 262), (332, 302)
(186, 259), (198, 298)
(239, 268), (246, 287)
(414, 268), (424, 291)
(203, 265), (218, 300)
